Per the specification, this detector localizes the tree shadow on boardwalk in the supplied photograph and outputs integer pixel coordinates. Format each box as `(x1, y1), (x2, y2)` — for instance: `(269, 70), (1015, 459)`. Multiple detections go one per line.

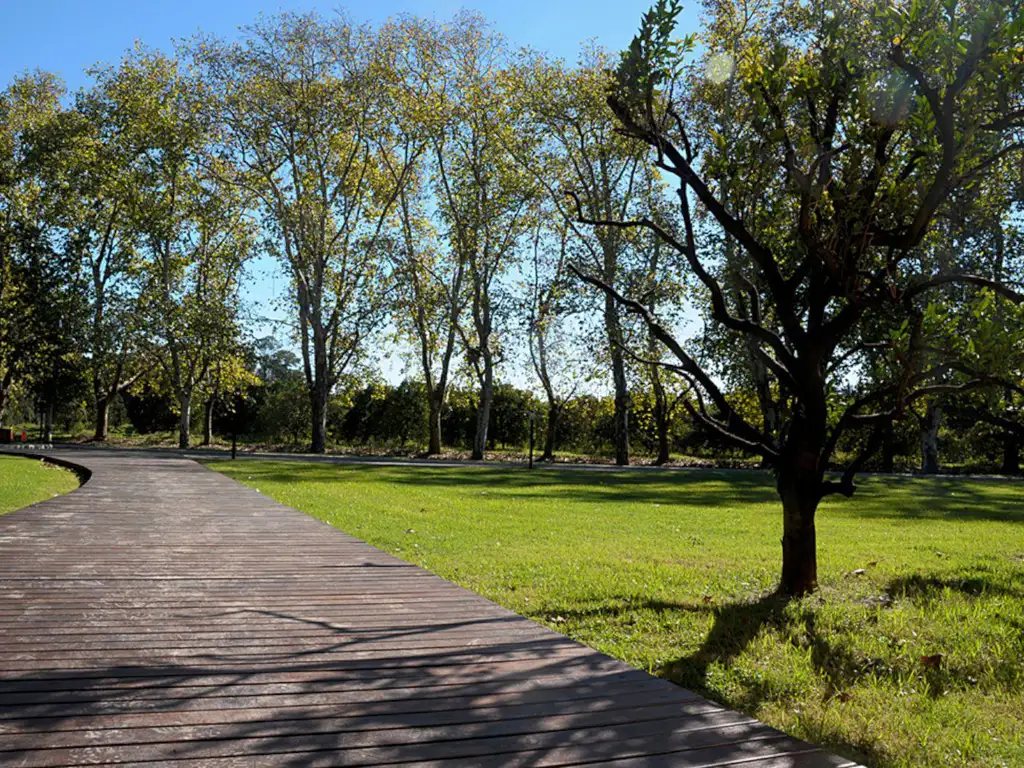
(0, 608), (842, 767)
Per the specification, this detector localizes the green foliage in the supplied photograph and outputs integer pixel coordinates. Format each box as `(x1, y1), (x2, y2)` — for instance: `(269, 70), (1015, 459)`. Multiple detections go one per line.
(252, 378), (311, 446)
(615, 0), (693, 112)
(335, 381), (426, 446)
(0, 71), (77, 424)
(487, 383), (539, 448)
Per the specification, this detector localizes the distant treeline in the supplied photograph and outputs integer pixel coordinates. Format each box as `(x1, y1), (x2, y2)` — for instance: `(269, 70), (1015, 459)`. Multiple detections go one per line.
(5, 352), (1016, 473)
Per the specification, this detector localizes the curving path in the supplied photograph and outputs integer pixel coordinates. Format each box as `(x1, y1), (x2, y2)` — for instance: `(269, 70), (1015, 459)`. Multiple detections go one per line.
(0, 450), (859, 767)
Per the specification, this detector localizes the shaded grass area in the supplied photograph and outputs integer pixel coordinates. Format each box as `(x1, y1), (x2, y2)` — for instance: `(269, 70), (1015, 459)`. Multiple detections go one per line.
(0, 454), (79, 514)
(207, 460), (1024, 767)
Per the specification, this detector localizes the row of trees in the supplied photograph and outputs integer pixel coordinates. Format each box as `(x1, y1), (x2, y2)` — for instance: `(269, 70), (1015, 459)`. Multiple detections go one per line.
(4, 342), (1010, 472)
(1, 11), (683, 463)
(4, 0), (1024, 595)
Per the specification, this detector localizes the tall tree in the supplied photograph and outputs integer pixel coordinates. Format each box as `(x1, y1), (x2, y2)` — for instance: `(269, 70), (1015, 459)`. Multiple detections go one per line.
(634, 226), (688, 465)
(44, 72), (150, 441)
(578, 0), (1024, 595)
(195, 13), (413, 454)
(114, 48), (252, 449)
(524, 218), (599, 461)
(520, 48), (650, 465)
(432, 14), (539, 460)
(378, 16), (464, 456)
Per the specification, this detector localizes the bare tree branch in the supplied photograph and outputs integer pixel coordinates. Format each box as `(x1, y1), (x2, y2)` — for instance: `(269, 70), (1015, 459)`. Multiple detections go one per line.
(903, 274), (1024, 304)
(568, 263), (778, 459)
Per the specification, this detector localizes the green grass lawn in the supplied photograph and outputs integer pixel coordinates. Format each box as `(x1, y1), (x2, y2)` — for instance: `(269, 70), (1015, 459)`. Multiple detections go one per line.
(0, 454), (79, 514)
(207, 459), (1024, 768)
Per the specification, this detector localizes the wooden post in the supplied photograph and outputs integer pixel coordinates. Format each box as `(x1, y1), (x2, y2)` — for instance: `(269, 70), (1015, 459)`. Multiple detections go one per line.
(231, 393), (239, 460)
(529, 410), (535, 470)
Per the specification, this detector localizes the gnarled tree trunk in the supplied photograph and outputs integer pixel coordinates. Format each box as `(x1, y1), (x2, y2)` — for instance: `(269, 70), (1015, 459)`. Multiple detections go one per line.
(776, 408), (827, 597)
(778, 469), (820, 596)
(94, 394), (110, 442)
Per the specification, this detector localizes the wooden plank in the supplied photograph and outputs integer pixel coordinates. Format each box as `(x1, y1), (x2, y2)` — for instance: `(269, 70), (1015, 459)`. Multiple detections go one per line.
(0, 700), (742, 750)
(0, 684), (711, 733)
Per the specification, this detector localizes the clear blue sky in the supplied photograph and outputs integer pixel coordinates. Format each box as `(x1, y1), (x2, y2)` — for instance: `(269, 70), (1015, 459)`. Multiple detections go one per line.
(2, 0), (700, 92)
(3, 0), (700, 383)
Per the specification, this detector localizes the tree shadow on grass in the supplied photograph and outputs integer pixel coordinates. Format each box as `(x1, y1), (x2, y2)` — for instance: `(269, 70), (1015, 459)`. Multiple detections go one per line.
(657, 592), (794, 694)
(644, 591), (897, 766)
(885, 565), (1024, 603)
(225, 462), (783, 508)
(654, 568), (1022, 704)
(219, 460), (1024, 524)
(644, 593), (879, 765)
(829, 475), (1024, 523)
(645, 562), (1024, 767)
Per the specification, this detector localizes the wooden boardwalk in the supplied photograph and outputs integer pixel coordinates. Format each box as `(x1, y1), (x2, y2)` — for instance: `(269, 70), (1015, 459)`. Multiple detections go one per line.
(0, 450), (859, 767)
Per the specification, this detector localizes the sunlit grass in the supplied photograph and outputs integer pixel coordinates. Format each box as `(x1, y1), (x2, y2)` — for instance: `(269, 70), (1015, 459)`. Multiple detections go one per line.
(0, 454), (79, 514)
(207, 459), (1024, 767)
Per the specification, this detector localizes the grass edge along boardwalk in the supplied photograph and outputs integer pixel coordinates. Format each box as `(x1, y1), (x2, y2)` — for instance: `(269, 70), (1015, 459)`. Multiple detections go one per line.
(0, 449), (857, 767)
(0, 452), (79, 515)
